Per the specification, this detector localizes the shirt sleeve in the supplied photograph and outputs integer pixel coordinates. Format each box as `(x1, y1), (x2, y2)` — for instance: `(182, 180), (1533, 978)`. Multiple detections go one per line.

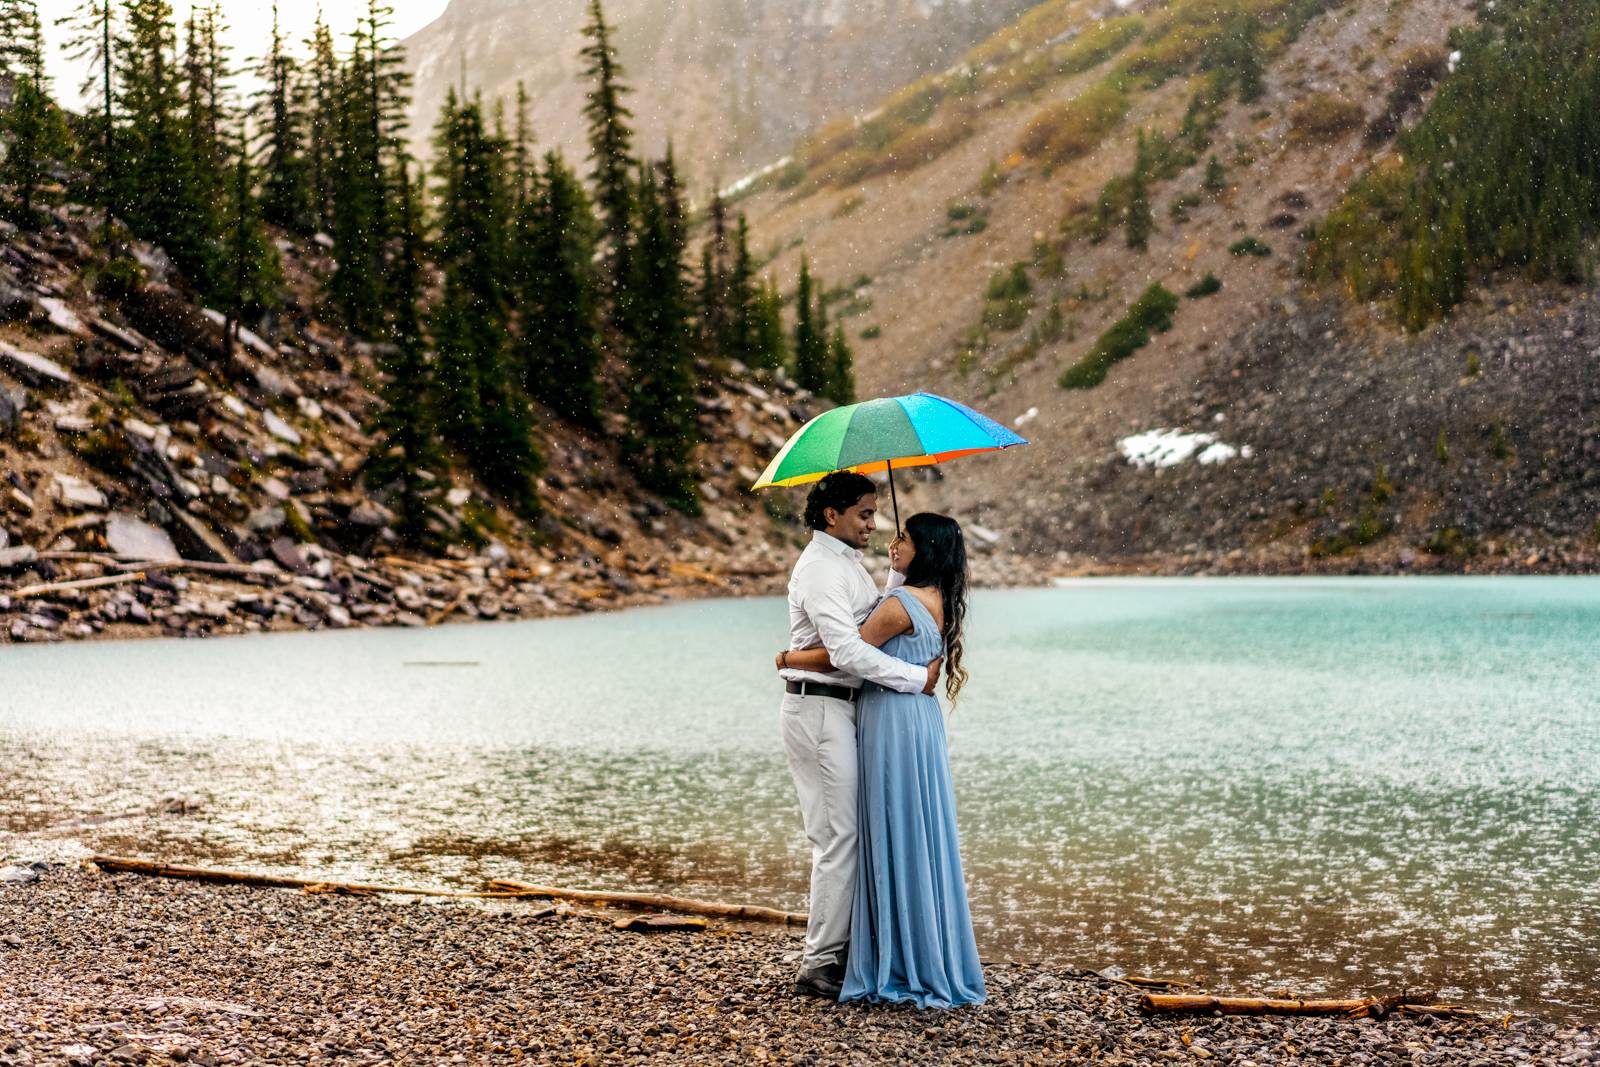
(802, 568), (927, 694)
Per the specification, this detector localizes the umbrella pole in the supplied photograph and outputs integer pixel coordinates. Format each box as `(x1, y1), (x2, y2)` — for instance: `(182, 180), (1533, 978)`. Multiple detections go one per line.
(887, 464), (901, 533)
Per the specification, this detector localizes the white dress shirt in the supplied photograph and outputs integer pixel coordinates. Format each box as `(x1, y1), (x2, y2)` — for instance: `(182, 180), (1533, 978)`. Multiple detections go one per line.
(780, 530), (928, 694)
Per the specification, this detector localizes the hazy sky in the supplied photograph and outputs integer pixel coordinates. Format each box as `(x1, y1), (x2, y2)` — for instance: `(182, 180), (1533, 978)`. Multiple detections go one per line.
(44, 1), (451, 110)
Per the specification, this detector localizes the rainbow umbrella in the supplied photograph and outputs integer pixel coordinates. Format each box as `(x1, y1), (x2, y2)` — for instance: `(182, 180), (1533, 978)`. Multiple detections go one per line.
(751, 392), (1029, 529)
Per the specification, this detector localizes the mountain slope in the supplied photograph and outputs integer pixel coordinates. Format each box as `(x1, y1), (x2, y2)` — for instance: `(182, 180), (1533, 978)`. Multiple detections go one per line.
(0, 205), (958, 644)
(399, 0), (1035, 187)
(725, 0), (1599, 571)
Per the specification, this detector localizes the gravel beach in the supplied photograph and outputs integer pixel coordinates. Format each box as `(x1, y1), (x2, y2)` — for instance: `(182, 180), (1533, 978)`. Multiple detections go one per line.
(0, 866), (1591, 1066)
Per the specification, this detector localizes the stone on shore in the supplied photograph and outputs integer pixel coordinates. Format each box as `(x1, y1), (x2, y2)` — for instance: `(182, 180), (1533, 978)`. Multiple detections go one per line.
(0, 867), (1582, 1066)
(106, 512), (180, 561)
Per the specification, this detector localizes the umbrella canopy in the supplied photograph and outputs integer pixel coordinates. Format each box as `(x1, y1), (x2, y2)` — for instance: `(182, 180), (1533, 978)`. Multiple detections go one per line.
(752, 393), (1027, 527)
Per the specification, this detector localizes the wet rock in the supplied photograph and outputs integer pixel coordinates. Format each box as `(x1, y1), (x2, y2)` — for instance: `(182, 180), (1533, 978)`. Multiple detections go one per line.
(270, 537), (311, 575)
(38, 296), (90, 338)
(246, 506), (286, 534)
(0, 384), (20, 431)
(120, 284), (225, 363)
(348, 501), (393, 528)
(53, 473), (108, 511)
(262, 410), (302, 445)
(0, 280), (39, 321)
(164, 508), (240, 565)
(0, 340), (73, 387)
(106, 512), (180, 561)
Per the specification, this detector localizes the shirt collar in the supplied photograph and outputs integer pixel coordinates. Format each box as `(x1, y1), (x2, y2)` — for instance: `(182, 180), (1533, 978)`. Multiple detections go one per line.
(812, 529), (865, 562)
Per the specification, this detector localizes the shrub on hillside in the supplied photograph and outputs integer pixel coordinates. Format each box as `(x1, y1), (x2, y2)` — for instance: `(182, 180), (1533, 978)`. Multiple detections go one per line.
(1365, 44), (1450, 144)
(1018, 80), (1130, 167)
(1185, 273), (1223, 298)
(1290, 92), (1366, 141)
(984, 13), (1142, 100)
(1229, 236), (1272, 257)
(1058, 283), (1179, 389)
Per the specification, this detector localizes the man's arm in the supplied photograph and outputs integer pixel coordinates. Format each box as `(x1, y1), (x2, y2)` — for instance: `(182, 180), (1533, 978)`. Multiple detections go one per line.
(804, 569), (928, 694)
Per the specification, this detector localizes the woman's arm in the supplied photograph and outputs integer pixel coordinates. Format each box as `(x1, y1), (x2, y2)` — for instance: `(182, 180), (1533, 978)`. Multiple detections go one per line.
(775, 596), (914, 672)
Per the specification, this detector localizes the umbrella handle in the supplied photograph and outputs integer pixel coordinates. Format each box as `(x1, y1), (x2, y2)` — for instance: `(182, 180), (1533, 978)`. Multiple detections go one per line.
(887, 464), (901, 535)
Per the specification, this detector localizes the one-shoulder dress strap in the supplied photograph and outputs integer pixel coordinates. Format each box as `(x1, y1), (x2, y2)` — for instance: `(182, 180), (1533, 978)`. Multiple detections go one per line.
(889, 586), (934, 636)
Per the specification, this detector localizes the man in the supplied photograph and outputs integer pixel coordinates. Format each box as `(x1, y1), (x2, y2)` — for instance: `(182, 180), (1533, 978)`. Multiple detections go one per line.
(778, 471), (941, 1000)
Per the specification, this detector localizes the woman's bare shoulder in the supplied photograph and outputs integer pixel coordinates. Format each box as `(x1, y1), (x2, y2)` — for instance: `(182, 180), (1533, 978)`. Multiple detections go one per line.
(906, 586), (944, 630)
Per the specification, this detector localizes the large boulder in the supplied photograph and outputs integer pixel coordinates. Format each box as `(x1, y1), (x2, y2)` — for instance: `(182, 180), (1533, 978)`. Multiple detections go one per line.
(121, 284), (225, 364)
(105, 511), (180, 561)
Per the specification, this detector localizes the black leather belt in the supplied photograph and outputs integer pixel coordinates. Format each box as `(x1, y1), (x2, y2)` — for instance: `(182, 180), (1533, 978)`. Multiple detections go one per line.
(785, 680), (860, 703)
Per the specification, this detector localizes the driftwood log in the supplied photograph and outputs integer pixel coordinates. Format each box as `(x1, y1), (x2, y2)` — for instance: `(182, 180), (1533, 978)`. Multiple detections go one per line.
(1140, 992), (1433, 1019)
(10, 572), (146, 599)
(487, 879), (807, 927)
(91, 856), (528, 900)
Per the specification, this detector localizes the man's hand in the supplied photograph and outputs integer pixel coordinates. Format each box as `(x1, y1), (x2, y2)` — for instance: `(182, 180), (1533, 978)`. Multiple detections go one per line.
(922, 656), (944, 695)
(774, 651), (787, 672)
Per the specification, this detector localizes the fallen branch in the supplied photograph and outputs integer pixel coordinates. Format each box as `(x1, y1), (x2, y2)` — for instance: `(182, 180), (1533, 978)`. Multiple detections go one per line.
(91, 855), (532, 901)
(109, 559), (278, 580)
(428, 591), (468, 626)
(11, 571), (145, 599)
(1141, 992), (1431, 1019)
(486, 878), (807, 926)
(1397, 1004), (1499, 1021)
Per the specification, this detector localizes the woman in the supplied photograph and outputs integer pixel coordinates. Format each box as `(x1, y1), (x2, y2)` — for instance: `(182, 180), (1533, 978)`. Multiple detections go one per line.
(775, 512), (985, 1009)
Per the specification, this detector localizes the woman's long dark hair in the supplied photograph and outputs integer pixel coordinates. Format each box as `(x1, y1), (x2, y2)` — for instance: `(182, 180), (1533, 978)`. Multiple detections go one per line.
(901, 513), (969, 702)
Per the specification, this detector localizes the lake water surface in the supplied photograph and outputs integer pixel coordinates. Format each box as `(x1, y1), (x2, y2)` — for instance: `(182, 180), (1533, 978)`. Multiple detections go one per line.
(3, 578), (1597, 1021)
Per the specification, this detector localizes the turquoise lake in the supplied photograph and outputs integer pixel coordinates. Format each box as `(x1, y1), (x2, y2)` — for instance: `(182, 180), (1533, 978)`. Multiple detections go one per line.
(3, 578), (1597, 1021)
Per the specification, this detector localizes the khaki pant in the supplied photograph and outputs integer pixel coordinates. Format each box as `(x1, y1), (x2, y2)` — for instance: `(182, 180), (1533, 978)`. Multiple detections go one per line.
(779, 691), (859, 970)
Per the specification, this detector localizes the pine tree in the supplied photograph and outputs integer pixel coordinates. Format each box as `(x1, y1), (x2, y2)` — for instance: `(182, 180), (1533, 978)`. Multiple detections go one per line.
(0, 0), (36, 73)
(511, 80), (534, 212)
(517, 149), (603, 428)
(56, 0), (118, 223)
(181, 3), (227, 213)
(698, 189), (734, 362)
(0, 2), (72, 228)
(579, 0), (635, 299)
(116, 0), (217, 293)
(793, 256), (829, 393)
(750, 277), (789, 371)
(1125, 131), (1154, 251)
(258, 3), (313, 233)
(826, 327), (856, 405)
(724, 213), (762, 366)
(218, 123), (282, 353)
(303, 13), (338, 231)
(330, 0), (411, 336)
(369, 161), (443, 544)
(623, 161), (700, 513)
(1217, 15), (1266, 103)
(431, 91), (542, 510)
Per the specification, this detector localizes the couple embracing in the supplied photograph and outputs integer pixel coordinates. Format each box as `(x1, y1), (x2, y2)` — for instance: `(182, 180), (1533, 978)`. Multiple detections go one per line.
(775, 471), (985, 1010)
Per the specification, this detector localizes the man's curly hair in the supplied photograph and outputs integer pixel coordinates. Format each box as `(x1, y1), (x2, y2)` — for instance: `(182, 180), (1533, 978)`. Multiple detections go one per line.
(803, 472), (877, 531)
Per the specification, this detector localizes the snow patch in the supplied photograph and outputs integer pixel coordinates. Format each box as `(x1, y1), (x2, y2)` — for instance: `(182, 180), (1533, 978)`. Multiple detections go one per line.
(1014, 407), (1039, 427)
(1118, 429), (1252, 469)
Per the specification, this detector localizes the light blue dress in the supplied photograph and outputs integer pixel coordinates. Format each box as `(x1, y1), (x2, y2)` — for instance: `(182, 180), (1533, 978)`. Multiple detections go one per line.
(840, 588), (986, 1009)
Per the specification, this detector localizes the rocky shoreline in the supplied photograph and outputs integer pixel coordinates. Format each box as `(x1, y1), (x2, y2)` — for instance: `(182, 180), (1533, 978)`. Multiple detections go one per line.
(0, 865), (1589, 1066)
(0, 545), (1050, 645)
